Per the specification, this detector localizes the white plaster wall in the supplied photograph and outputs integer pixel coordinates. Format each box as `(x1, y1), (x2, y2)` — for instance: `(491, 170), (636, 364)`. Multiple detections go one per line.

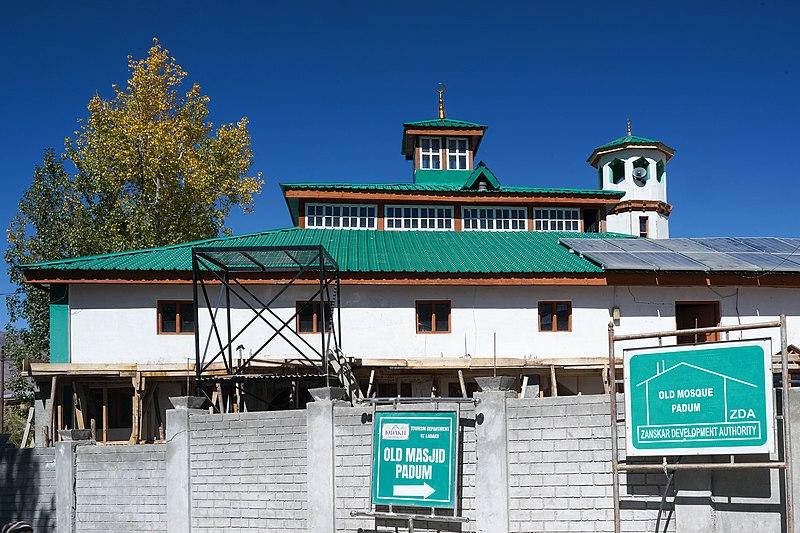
(598, 148), (668, 203)
(605, 211), (669, 239)
(68, 283), (800, 365)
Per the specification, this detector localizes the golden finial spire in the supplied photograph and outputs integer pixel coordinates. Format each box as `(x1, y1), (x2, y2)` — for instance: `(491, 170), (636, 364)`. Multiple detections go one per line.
(436, 83), (447, 119)
(627, 118), (631, 136)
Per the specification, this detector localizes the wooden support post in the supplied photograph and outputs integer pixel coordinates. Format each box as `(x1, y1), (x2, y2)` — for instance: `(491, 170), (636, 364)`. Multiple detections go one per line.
(102, 384), (108, 444)
(458, 370), (468, 398)
(57, 404), (63, 441)
(90, 419), (96, 442)
(131, 373), (142, 444)
(153, 384), (165, 441)
(366, 370), (375, 398)
(602, 363), (610, 394)
(520, 375), (529, 399)
(216, 383), (225, 413)
(550, 365), (558, 397)
(71, 382), (85, 430)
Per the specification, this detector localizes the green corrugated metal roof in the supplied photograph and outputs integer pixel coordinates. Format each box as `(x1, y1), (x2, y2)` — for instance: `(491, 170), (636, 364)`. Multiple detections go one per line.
(279, 182), (624, 196)
(403, 118), (487, 129)
(23, 228), (631, 274)
(596, 134), (661, 149)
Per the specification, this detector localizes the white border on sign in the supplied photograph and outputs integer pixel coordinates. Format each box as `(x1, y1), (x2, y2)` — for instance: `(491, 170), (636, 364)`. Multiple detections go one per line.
(623, 338), (775, 457)
(374, 413), (457, 505)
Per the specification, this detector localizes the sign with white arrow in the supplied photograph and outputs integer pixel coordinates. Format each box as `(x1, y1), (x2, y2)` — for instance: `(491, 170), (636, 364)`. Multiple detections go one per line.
(371, 411), (457, 508)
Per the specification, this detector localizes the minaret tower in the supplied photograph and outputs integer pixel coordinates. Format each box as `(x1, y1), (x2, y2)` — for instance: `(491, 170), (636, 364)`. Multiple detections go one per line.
(587, 121), (675, 239)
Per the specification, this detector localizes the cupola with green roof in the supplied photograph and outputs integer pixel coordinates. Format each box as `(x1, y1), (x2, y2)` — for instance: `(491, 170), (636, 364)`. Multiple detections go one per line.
(402, 85), (487, 183)
(589, 120), (674, 239)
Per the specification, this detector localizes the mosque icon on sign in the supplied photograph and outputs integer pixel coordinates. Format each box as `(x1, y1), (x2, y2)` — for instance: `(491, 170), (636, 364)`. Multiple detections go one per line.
(635, 362), (758, 426)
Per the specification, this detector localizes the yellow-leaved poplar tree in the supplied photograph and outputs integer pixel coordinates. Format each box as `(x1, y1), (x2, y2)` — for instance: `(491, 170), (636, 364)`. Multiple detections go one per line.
(66, 38), (263, 250)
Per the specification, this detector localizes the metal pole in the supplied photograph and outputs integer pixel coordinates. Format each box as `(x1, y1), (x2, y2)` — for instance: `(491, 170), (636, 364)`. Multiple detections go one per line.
(781, 314), (794, 533)
(192, 254), (202, 394)
(608, 322), (621, 533)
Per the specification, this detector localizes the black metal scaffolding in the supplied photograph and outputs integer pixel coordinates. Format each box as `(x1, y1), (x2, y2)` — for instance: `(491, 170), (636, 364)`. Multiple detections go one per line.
(191, 246), (342, 406)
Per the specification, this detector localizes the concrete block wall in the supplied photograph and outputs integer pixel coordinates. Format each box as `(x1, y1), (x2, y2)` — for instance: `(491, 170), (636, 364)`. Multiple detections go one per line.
(333, 403), (478, 533)
(0, 448), (56, 531)
(74, 444), (167, 532)
(507, 395), (674, 533)
(189, 410), (308, 532)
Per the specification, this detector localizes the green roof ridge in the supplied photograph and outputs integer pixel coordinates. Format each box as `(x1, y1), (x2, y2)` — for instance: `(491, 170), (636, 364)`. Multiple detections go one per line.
(596, 134), (661, 149)
(403, 118), (487, 129)
(279, 181), (623, 196)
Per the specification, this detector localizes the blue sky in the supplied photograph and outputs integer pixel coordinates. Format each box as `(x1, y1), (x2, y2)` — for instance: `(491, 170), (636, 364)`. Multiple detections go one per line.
(0, 1), (797, 325)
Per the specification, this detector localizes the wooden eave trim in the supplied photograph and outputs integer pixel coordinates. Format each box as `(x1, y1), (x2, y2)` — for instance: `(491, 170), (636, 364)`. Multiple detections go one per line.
(24, 269), (800, 288)
(404, 129), (485, 136)
(283, 189), (622, 205)
(609, 200), (673, 216)
(24, 270), (609, 286)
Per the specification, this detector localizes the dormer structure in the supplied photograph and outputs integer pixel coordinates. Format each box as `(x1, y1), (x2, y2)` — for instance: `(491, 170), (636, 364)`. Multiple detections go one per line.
(401, 87), (487, 181)
(588, 122), (675, 239)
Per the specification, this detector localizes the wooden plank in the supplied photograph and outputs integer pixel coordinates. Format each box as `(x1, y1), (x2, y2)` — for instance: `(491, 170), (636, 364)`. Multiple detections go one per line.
(550, 365), (558, 397)
(365, 370), (376, 398)
(102, 384), (108, 444)
(602, 363), (610, 394)
(458, 370), (468, 398)
(20, 406), (34, 448)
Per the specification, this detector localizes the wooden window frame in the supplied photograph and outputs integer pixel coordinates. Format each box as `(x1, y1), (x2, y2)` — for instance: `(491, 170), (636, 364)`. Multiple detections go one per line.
(462, 206), (528, 231)
(533, 208), (581, 232)
(639, 216), (649, 238)
(538, 301), (572, 332)
(296, 301), (333, 334)
(447, 137), (469, 170)
(385, 205), (454, 231)
(675, 301), (720, 344)
(157, 300), (195, 335)
(415, 300), (452, 334)
(305, 203), (377, 230)
(420, 137), (442, 170)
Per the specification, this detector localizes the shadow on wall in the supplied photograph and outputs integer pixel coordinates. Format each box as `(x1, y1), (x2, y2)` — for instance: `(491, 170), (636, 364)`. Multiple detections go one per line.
(0, 449), (56, 531)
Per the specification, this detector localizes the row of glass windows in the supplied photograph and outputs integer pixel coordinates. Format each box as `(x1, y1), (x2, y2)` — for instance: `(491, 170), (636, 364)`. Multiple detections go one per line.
(306, 204), (377, 229)
(420, 137), (469, 170)
(158, 300), (573, 336)
(306, 204), (582, 232)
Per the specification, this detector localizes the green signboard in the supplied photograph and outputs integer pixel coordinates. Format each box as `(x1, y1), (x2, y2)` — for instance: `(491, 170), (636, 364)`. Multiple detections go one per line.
(372, 411), (457, 508)
(624, 339), (774, 456)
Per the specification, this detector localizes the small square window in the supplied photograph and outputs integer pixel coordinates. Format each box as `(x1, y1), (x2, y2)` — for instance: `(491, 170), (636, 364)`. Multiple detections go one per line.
(538, 301), (571, 332)
(296, 301), (333, 334)
(416, 301), (451, 334)
(158, 301), (195, 335)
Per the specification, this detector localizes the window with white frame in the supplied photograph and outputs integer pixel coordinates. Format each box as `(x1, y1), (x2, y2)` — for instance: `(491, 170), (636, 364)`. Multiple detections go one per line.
(385, 205), (453, 230)
(420, 137), (442, 169)
(305, 204), (377, 229)
(533, 208), (580, 231)
(462, 207), (527, 231)
(447, 137), (468, 170)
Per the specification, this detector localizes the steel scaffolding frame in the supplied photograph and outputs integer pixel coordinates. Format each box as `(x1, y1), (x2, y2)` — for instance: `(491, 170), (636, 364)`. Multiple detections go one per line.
(191, 246), (341, 406)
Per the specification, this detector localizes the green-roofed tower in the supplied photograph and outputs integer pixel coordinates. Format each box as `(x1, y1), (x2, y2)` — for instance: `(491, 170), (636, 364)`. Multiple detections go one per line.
(402, 85), (488, 184)
(588, 119), (675, 239)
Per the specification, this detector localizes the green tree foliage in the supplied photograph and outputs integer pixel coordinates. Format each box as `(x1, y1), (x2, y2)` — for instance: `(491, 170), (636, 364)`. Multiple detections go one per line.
(66, 38), (262, 249)
(5, 151), (90, 401)
(4, 39), (262, 408)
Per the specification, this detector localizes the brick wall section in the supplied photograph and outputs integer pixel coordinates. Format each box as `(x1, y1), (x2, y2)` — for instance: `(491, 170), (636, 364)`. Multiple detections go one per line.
(507, 395), (674, 533)
(189, 410), (308, 532)
(334, 403), (477, 533)
(0, 448), (56, 531)
(74, 444), (167, 532)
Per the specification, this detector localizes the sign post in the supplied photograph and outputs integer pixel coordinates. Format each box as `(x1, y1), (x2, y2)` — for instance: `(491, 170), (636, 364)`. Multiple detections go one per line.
(372, 411), (457, 508)
(624, 339), (774, 456)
